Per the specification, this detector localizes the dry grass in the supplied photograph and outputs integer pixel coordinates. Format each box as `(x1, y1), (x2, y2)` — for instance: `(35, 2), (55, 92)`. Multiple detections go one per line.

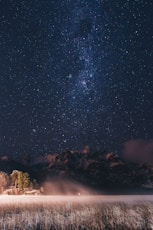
(0, 198), (153, 229)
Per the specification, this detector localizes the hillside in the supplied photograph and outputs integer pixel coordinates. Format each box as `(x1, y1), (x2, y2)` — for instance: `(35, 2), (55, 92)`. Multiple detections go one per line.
(1, 149), (153, 193)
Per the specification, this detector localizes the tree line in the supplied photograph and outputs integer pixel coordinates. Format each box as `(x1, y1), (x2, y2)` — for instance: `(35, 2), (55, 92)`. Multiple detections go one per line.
(0, 170), (39, 194)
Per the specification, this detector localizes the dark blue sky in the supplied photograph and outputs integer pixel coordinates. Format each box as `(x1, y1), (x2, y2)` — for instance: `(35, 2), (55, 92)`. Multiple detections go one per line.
(0, 0), (153, 157)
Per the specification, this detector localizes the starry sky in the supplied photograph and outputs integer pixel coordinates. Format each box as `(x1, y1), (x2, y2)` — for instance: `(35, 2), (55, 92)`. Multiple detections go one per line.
(0, 0), (153, 158)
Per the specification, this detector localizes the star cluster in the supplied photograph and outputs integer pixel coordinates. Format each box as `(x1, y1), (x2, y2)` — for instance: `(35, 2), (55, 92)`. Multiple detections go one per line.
(0, 0), (153, 157)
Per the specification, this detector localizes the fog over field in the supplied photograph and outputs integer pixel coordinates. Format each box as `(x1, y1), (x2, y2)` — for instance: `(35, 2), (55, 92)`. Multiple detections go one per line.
(1, 195), (153, 205)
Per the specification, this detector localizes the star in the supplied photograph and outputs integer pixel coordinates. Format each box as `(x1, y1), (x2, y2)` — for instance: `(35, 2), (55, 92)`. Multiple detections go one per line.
(0, 0), (152, 157)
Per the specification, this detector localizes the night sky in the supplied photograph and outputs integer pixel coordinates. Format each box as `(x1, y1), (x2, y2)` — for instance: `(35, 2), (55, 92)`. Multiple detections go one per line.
(0, 0), (153, 158)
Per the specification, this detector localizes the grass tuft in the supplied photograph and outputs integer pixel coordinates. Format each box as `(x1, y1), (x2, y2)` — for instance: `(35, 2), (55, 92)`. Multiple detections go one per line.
(0, 199), (153, 229)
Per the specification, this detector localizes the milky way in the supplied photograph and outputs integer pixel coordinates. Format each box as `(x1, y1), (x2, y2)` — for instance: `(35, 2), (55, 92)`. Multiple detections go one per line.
(0, 0), (153, 157)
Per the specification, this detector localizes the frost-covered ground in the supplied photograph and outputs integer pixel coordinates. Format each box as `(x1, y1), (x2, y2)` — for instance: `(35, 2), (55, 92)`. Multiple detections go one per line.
(0, 195), (153, 229)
